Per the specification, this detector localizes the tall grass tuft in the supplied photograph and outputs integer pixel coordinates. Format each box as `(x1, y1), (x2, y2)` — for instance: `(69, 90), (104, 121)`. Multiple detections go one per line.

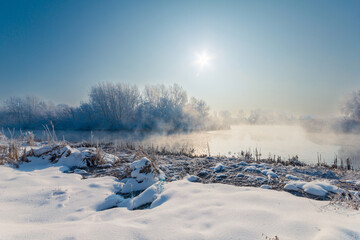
(88, 145), (106, 166)
(42, 121), (57, 145)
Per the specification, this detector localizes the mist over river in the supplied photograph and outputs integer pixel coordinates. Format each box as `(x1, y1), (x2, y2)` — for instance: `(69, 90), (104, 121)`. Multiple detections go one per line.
(20, 124), (360, 168)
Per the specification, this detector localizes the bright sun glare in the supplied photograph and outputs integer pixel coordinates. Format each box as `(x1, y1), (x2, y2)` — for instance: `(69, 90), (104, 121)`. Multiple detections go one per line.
(195, 50), (213, 70)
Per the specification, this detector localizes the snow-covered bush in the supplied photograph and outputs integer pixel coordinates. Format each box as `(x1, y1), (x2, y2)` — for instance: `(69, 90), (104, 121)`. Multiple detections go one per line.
(121, 157), (162, 194)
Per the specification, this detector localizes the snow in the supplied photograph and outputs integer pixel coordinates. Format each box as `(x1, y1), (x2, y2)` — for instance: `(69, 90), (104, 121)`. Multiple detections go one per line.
(247, 175), (268, 183)
(284, 181), (341, 197)
(119, 183), (161, 210)
(261, 169), (279, 179)
(238, 161), (248, 166)
(186, 175), (200, 182)
(303, 184), (329, 197)
(244, 165), (262, 173)
(286, 174), (304, 181)
(266, 171), (279, 179)
(212, 163), (226, 172)
(0, 162), (360, 240)
(284, 183), (301, 191)
(236, 173), (245, 178)
(216, 173), (227, 179)
(74, 169), (87, 174)
(33, 145), (55, 156)
(97, 194), (125, 211)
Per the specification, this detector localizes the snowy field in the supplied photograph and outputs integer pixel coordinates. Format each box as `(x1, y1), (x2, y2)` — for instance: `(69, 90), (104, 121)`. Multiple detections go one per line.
(1, 158), (360, 240)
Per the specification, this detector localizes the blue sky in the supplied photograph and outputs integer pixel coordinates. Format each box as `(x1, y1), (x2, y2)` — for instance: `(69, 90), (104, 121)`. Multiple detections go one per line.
(0, 0), (359, 116)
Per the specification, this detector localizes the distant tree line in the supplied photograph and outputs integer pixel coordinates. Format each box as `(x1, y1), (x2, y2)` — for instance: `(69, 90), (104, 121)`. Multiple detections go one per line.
(0, 83), (228, 132)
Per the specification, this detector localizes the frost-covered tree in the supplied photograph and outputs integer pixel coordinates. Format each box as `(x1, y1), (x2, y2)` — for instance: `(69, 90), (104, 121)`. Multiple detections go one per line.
(140, 84), (188, 130)
(89, 83), (140, 129)
(339, 90), (360, 133)
(342, 90), (360, 121)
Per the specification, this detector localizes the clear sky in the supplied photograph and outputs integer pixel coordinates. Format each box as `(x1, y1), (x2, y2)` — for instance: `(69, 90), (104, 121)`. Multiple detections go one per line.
(0, 0), (359, 116)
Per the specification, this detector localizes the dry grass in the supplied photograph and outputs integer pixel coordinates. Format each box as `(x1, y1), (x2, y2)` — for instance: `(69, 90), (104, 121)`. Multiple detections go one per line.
(262, 234), (280, 240)
(26, 131), (35, 146)
(329, 190), (360, 210)
(131, 147), (160, 176)
(115, 141), (202, 158)
(8, 140), (19, 161)
(42, 122), (58, 145)
(0, 145), (7, 165)
(20, 148), (30, 162)
(0, 139), (25, 166)
(87, 147), (106, 166)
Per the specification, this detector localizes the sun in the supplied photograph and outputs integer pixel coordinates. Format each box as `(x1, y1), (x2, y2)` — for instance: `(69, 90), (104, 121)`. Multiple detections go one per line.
(195, 50), (213, 70)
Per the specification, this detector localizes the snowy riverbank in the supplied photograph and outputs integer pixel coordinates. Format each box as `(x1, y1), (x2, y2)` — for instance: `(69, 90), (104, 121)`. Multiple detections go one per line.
(1, 160), (360, 240)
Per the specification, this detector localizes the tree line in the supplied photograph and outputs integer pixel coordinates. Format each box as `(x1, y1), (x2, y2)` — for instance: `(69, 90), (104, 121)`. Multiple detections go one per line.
(0, 83), (228, 132)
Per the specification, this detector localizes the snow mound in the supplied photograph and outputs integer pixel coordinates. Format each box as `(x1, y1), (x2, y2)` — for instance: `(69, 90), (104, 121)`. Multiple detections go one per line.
(186, 175), (200, 182)
(119, 183), (161, 210)
(261, 184), (272, 189)
(121, 158), (160, 194)
(284, 181), (341, 197)
(97, 194), (124, 211)
(212, 163), (226, 172)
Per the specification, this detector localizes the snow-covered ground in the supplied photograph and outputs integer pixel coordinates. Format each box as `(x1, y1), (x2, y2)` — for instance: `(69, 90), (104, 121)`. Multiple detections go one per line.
(1, 159), (360, 240)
